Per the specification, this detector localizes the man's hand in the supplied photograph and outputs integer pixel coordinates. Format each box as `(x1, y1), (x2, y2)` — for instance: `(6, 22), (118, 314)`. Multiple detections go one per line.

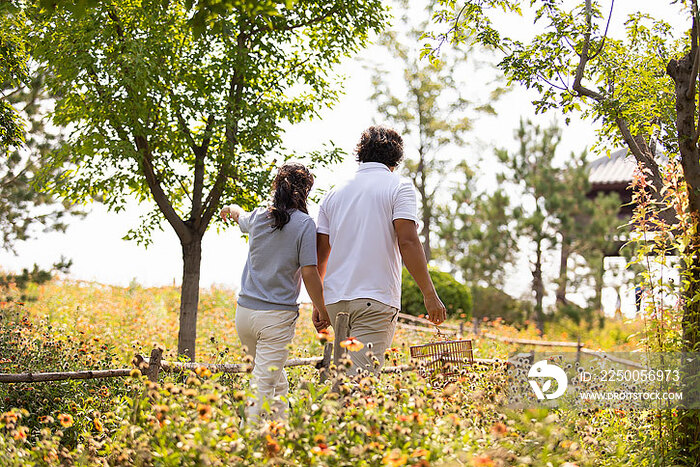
(424, 293), (447, 325)
(312, 306), (331, 332)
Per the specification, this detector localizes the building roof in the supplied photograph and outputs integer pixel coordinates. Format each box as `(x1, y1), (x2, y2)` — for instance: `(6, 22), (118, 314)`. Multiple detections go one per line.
(588, 148), (636, 188)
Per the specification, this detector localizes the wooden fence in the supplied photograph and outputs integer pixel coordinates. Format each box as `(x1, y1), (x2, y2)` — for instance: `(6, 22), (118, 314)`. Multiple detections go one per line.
(0, 311), (642, 384)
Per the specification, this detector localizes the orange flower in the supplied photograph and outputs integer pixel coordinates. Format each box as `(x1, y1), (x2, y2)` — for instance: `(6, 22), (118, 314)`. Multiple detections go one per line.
(58, 414), (73, 428)
(311, 443), (333, 455)
(266, 420), (285, 436)
(491, 422), (507, 436)
(317, 329), (331, 343)
(265, 435), (281, 457)
(93, 418), (104, 432)
(2, 411), (19, 425)
(411, 448), (429, 458)
(340, 337), (364, 352)
(382, 449), (408, 466)
(472, 454), (494, 466)
(195, 366), (212, 378)
(13, 426), (28, 441)
(197, 404), (212, 420)
(368, 441), (385, 450)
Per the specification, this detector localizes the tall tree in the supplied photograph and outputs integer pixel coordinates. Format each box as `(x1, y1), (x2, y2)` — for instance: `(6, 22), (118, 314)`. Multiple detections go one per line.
(498, 120), (620, 332)
(368, 3), (500, 261)
(437, 161), (518, 289)
(428, 2), (700, 452)
(29, 0), (387, 360)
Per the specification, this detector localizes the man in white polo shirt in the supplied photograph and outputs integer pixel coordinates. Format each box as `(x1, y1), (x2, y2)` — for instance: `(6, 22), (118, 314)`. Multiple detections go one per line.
(313, 126), (447, 374)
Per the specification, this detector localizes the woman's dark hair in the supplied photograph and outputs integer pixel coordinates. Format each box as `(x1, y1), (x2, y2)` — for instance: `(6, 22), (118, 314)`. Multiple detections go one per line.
(355, 125), (404, 168)
(268, 162), (314, 230)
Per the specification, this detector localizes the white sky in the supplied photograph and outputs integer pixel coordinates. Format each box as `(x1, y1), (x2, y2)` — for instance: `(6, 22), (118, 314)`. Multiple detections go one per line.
(0, 0), (687, 316)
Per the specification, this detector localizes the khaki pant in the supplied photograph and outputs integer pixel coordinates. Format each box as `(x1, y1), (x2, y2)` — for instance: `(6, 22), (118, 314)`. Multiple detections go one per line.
(235, 305), (298, 421)
(327, 298), (399, 375)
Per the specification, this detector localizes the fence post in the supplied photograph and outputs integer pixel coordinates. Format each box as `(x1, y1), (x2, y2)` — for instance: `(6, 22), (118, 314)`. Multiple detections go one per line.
(576, 336), (582, 365)
(333, 312), (350, 366)
(317, 342), (333, 383)
(472, 317), (480, 336)
(146, 347), (163, 383)
(459, 321), (464, 335)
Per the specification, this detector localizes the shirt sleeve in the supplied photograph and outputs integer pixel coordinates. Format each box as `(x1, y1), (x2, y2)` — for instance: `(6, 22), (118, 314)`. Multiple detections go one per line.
(316, 198), (330, 235)
(299, 218), (318, 267)
(238, 208), (254, 234)
(393, 179), (419, 223)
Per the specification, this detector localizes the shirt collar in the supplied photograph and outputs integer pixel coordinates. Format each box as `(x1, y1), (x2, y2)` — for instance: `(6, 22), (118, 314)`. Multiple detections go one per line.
(357, 162), (392, 173)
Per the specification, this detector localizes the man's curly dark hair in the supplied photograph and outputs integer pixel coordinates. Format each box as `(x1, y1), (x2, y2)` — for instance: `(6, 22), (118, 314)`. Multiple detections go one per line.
(355, 126), (404, 168)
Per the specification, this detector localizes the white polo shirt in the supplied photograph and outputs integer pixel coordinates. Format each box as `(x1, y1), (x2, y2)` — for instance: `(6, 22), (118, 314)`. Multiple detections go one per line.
(317, 162), (419, 309)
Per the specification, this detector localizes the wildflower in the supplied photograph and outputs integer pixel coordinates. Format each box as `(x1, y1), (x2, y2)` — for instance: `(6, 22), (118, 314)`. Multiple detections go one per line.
(265, 435), (281, 457)
(472, 454), (494, 466)
(382, 449), (408, 466)
(93, 418), (103, 432)
(266, 420), (285, 436)
(491, 422), (507, 436)
(58, 414), (74, 428)
(368, 441), (385, 450)
(13, 426), (28, 441)
(195, 366), (212, 378)
(129, 369), (141, 378)
(205, 393), (220, 404)
(340, 337), (364, 352)
(561, 464), (579, 467)
(2, 410), (18, 425)
(311, 443), (333, 456)
(317, 329), (331, 343)
(233, 390), (246, 401)
(411, 448), (429, 458)
(313, 434), (326, 443)
(197, 404), (212, 420)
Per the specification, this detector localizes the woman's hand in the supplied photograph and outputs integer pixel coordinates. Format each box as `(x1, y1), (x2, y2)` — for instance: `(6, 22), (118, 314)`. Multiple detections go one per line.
(220, 204), (243, 222)
(312, 305), (331, 332)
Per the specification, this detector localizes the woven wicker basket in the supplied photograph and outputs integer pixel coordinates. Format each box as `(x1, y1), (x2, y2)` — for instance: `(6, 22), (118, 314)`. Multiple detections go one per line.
(410, 333), (474, 381)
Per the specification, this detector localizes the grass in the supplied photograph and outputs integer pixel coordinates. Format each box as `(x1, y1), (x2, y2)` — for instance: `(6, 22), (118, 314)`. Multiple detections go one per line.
(0, 280), (676, 466)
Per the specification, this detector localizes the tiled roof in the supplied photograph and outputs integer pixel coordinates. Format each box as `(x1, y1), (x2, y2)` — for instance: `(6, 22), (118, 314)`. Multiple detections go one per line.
(588, 149), (636, 187)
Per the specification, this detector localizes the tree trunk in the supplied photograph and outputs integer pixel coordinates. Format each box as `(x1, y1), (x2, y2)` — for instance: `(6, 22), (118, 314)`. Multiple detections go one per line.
(177, 237), (202, 361)
(556, 237), (570, 306)
(533, 238), (545, 334)
(666, 11), (700, 459)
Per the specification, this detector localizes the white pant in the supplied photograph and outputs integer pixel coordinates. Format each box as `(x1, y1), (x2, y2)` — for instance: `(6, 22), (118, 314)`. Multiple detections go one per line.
(235, 305), (298, 420)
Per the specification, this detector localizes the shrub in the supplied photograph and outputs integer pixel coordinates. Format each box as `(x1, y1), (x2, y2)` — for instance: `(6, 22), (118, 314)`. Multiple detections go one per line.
(471, 286), (531, 326)
(401, 267), (472, 319)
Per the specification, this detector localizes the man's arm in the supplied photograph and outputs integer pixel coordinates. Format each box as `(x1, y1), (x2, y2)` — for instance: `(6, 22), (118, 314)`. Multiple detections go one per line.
(312, 233), (332, 331)
(394, 218), (446, 324)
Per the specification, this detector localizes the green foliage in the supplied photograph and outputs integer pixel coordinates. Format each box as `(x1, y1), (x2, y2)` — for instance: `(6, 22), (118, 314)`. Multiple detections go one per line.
(0, 2), (29, 150)
(369, 3), (501, 260)
(401, 267), (472, 319)
(0, 258), (71, 302)
(28, 0), (387, 244)
(437, 161), (517, 288)
(471, 285), (530, 326)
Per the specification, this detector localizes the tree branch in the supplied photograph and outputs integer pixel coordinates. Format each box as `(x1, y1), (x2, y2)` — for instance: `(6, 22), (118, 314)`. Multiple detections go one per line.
(571, 0), (605, 101)
(192, 115), (214, 220)
(588, 0), (615, 61)
(134, 134), (191, 243)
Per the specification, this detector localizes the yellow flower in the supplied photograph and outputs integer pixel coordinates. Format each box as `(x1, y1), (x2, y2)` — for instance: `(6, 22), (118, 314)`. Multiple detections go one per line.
(382, 449), (408, 466)
(265, 435), (281, 457)
(317, 329), (331, 343)
(129, 369), (141, 378)
(58, 414), (73, 428)
(93, 418), (103, 432)
(340, 337), (364, 352)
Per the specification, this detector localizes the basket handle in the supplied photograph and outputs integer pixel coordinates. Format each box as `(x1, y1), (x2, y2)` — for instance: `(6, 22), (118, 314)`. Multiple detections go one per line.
(435, 325), (446, 341)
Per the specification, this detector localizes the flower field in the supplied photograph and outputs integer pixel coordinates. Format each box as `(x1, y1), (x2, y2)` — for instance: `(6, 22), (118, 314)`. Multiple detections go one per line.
(0, 281), (667, 466)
